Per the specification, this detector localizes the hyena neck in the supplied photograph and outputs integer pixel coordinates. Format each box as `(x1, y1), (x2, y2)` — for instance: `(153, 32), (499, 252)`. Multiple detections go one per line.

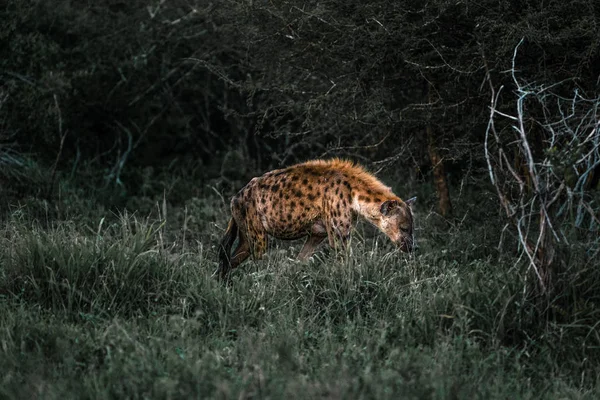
(351, 190), (399, 224)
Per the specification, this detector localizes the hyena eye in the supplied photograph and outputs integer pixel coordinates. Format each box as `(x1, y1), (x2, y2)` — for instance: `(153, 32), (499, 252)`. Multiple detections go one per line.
(399, 226), (410, 233)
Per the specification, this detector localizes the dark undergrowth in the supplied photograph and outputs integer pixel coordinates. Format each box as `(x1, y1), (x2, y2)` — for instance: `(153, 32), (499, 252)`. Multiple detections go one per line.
(1, 183), (599, 399)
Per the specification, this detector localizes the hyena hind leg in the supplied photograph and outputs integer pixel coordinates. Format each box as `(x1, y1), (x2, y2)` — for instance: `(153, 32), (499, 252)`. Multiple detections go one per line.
(222, 233), (251, 279)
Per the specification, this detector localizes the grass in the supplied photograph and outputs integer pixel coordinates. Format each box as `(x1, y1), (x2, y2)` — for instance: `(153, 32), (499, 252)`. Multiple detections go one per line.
(0, 189), (599, 399)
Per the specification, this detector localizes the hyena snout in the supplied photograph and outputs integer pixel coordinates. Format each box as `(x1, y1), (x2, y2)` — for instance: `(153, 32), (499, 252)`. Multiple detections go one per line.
(397, 236), (416, 252)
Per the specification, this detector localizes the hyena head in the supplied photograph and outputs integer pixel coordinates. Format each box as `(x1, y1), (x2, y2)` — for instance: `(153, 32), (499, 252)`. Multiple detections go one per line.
(378, 197), (416, 252)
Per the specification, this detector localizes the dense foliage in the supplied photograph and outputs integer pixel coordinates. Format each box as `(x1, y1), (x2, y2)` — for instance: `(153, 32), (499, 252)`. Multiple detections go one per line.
(2, 0), (598, 173)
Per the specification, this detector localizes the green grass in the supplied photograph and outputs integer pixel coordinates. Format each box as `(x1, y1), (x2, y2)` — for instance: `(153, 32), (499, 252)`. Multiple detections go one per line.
(0, 198), (599, 399)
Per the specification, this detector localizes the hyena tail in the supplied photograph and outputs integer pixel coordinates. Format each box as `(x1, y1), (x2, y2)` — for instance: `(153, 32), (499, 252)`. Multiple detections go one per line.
(216, 218), (238, 279)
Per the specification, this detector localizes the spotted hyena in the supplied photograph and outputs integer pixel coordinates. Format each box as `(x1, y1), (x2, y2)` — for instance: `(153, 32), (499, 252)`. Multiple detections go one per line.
(217, 159), (416, 279)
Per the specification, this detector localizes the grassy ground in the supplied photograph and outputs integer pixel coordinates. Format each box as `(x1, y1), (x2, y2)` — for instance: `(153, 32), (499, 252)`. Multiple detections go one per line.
(0, 185), (599, 399)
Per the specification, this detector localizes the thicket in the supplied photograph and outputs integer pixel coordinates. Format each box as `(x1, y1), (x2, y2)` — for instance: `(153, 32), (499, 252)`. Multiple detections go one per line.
(2, 1), (598, 175)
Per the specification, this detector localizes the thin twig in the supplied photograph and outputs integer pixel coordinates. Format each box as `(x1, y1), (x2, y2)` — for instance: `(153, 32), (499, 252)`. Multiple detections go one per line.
(47, 94), (68, 199)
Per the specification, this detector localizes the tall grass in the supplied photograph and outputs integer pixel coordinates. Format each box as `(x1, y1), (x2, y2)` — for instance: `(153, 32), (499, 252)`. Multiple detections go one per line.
(0, 204), (599, 398)
(1, 216), (191, 318)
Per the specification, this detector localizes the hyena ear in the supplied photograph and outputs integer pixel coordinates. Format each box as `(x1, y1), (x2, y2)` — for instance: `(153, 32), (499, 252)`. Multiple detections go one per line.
(405, 196), (417, 207)
(380, 200), (399, 216)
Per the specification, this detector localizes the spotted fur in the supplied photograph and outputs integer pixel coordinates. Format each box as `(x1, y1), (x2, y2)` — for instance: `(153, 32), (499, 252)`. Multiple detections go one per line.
(217, 158), (416, 279)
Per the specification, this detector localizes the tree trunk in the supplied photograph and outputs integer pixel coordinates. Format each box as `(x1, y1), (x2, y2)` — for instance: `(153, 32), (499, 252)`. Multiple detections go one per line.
(425, 83), (452, 218)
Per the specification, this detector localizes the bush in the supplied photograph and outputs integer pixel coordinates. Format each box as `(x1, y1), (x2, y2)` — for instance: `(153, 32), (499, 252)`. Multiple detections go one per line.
(485, 43), (600, 303)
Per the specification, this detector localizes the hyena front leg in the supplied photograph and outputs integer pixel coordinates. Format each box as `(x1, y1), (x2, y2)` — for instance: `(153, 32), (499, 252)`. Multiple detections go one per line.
(298, 220), (327, 260)
(325, 211), (353, 253)
(298, 234), (326, 261)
